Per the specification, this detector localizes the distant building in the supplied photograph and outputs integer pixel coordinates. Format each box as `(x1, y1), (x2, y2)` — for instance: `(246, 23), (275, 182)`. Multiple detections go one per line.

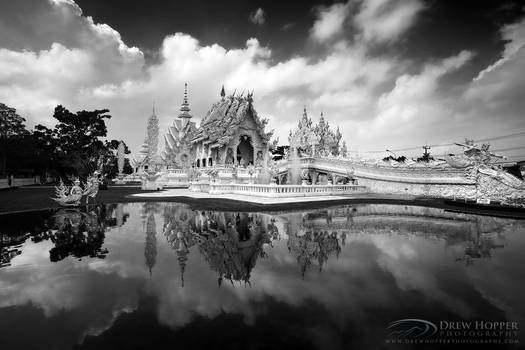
(132, 107), (160, 173)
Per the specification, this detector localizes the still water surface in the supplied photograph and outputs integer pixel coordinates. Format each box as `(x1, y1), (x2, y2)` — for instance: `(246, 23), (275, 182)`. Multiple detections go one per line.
(0, 202), (524, 349)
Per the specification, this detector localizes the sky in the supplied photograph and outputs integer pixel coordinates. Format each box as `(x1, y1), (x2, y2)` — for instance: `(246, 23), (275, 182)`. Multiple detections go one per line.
(0, 0), (524, 160)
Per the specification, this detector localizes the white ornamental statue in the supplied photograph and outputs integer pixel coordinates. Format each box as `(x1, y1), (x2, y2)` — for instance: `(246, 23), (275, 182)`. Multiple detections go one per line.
(117, 141), (125, 176)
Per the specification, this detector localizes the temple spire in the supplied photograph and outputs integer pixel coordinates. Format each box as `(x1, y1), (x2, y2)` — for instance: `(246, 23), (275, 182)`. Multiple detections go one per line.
(178, 83), (192, 119)
(220, 85), (225, 101)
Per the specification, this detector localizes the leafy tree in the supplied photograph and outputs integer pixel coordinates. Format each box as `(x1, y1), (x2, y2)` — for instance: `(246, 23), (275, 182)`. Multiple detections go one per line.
(0, 103), (30, 176)
(33, 105), (120, 178)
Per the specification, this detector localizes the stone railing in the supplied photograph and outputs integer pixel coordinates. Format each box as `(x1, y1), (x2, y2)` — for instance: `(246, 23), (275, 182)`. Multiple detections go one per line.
(190, 182), (368, 198)
(189, 182), (210, 193)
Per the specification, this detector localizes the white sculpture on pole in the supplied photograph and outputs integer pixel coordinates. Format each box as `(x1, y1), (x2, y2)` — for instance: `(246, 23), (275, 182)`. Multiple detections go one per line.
(116, 141), (126, 184)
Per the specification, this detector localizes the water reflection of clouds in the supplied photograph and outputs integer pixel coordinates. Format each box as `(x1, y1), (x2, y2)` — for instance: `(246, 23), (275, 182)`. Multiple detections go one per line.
(0, 202), (524, 347)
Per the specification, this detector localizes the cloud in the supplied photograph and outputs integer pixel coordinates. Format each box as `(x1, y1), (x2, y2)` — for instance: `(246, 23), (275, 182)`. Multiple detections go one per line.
(465, 16), (525, 112)
(310, 0), (424, 44)
(311, 2), (350, 42)
(373, 51), (473, 129)
(0, 0), (524, 160)
(71, 33), (397, 155)
(0, 0), (144, 125)
(249, 8), (265, 25)
(354, 0), (425, 44)
(474, 17), (525, 82)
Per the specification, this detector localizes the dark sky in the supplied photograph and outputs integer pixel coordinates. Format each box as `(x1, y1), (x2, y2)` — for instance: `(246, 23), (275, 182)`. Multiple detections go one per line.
(74, 0), (525, 70)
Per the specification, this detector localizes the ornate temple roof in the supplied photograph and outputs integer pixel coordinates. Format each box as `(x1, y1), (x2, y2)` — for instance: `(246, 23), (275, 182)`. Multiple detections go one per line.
(165, 118), (197, 150)
(162, 84), (197, 160)
(191, 92), (273, 147)
(288, 106), (343, 156)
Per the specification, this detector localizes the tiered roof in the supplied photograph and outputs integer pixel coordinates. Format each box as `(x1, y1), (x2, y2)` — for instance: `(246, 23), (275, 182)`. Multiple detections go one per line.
(191, 92), (273, 147)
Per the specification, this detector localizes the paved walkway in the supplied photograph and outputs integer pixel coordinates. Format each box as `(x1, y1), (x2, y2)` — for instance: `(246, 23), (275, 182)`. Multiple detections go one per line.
(131, 188), (416, 205)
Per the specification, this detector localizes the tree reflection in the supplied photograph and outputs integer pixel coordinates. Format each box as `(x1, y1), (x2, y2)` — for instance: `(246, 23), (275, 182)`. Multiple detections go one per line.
(142, 204), (159, 276)
(48, 207), (110, 262)
(0, 204), (129, 266)
(288, 231), (341, 278)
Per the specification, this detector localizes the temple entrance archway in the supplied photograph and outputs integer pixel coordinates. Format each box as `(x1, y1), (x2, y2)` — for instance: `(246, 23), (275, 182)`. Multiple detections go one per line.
(236, 135), (254, 166)
(180, 154), (188, 167)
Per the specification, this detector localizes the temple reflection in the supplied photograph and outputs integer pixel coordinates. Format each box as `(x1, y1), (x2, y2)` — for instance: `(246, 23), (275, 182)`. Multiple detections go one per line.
(163, 206), (273, 286)
(161, 203), (523, 284)
(1, 202), (523, 282)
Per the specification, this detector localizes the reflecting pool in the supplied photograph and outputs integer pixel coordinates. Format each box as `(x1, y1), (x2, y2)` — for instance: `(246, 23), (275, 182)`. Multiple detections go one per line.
(0, 203), (524, 349)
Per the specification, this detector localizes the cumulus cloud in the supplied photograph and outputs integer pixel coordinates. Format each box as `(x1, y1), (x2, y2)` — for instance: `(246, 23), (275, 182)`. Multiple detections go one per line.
(0, 0), (144, 126)
(249, 7), (265, 25)
(311, 2), (350, 42)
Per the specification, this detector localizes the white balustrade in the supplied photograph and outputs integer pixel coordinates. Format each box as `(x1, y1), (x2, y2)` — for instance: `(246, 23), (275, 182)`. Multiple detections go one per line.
(193, 182), (367, 198)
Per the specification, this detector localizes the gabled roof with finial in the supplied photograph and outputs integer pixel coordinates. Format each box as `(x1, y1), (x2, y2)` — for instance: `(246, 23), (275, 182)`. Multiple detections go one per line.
(191, 90), (273, 146)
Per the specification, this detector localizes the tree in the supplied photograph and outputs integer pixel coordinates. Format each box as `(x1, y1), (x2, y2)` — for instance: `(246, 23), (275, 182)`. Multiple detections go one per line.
(0, 103), (30, 176)
(33, 105), (117, 178)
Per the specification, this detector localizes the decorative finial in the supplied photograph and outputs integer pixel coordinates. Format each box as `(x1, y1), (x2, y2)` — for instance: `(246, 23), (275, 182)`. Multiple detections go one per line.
(178, 83), (192, 119)
(220, 85), (225, 100)
(152, 101), (156, 116)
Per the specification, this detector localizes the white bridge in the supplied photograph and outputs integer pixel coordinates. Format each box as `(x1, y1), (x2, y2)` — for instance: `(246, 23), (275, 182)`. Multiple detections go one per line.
(140, 156), (523, 204)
